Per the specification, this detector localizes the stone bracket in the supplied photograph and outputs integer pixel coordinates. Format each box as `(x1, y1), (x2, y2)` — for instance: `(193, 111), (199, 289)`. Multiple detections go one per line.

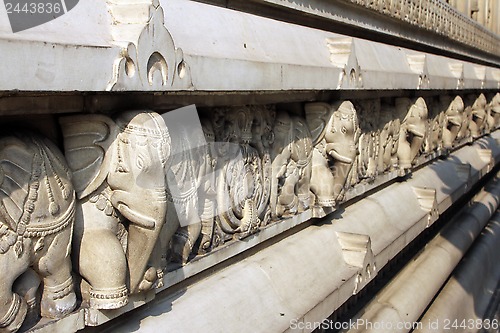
(412, 186), (439, 227)
(336, 231), (377, 295)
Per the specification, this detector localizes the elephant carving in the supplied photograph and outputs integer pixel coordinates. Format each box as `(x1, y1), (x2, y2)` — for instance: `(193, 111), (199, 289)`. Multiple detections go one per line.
(270, 111), (313, 219)
(169, 116), (218, 264)
(396, 97), (428, 169)
(60, 111), (171, 309)
(442, 96), (464, 149)
(468, 94), (487, 138)
(0, 132), (76, 332)
(305, 101), (360, 207)
(489, 93), (500, 130)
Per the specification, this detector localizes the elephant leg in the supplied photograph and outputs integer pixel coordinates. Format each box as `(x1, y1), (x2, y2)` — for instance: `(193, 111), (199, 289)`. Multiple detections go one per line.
(332, 162), (352, 202)
(0, 241), (30, 333)
(397, 138), (412, 169)
(74, 228), (128, 309)
(297, 164), (312, 212)
(33, 229), (76, 319)
(171, 223), (202, 265)
(199, 199), (216, 253)
(277, 177), (299, 217)
(13, 268), (40, 325)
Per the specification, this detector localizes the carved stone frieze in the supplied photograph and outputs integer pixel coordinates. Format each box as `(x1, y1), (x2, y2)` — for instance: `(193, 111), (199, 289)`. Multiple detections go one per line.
(0, 91), (494, 330)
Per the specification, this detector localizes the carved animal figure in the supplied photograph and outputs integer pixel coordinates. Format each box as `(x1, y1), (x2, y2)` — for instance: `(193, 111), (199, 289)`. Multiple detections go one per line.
(442, 96), (464, 149)
(270, 111), (313, 218)
(489, 93), (500, 129)
(305, 101), (360, 207)
(169, 117), (218, 264)
(0, 132), (76, 332)
(377, 114), (400, 173)
(469, 94), (487, 138)
(396, 97), (428, 169)
(60, 111), (172, 309)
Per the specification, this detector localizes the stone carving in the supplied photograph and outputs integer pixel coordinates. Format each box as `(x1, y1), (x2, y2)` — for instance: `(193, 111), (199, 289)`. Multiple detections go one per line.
(355, 99), (381, 181)
(270, 111), (313, 219)
(396, 97), (428, 169)
(60, 111), (171, 309)
(424, 98), (444, 154)
(169, 116), (218, 264)
(377, 110), (400, 174)
(305, 101), (360, 207)
(489, 93), (500, 130)
(468, 94), (488, 138)
(442, 96), (465, 149)
(347, 0), (500, 56)
(0, 132), (76, 332)
(106, 0), (192, 90)
(213, 107), (269, 239)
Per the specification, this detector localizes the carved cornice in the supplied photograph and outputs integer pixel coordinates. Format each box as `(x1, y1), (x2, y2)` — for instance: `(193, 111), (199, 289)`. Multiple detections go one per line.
(343, 0), (500, 56)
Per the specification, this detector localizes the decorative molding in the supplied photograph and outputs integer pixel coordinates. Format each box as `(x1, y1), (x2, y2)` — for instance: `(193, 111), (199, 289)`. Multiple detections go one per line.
(106, 0), (193, 90)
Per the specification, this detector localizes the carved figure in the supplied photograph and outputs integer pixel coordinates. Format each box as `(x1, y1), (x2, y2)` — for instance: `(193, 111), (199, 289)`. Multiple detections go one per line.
(60, 111), (171, 309)
(269, 111), (313, 218)
(468, 94), (487, 138)
(441, 96), (464, 149)
(396, 97), (428, 169)
(355, 99), (380, 182)
(305, 101), (360, 207)
(213, 107), (269, 239)
(169, 117), (219, 264)
(377, 116), (400, 173)
(0, 132), (76, 332)
(489, 93), (500, 129)
(425, 112), (444, 154)
(357, 132), (378, 180)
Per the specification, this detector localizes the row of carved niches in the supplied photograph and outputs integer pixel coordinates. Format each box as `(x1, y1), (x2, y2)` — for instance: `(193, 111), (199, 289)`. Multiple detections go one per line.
(0, 92), (499, 332)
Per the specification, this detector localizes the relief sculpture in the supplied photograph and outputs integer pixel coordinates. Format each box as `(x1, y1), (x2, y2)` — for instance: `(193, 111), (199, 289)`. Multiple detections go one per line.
(168, 115), (218, 264)
(0, 91), (492, 329)
(441, 96), (465, 149)
(0, 132), (76, 332)
(490, 93), (500, 130)
(377, 105), (400, 174)
(305, 101), (360, 207)
(212, 107), (269, 239)
(270, 111), (313, 219)
(468, 94), (488, 138)
(60, 111), (171, 309)
(396, 97), (428, 170)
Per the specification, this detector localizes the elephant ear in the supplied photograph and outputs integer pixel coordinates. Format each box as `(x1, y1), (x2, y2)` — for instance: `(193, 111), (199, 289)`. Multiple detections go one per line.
(0, 136), (35, 253)
(59, 115), (118, 199)
(305, 102), (333, 145)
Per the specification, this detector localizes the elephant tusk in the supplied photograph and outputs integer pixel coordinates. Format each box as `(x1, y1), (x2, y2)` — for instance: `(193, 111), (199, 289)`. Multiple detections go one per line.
(116, 203), (156, 229)
(328, 149), (354, 164)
